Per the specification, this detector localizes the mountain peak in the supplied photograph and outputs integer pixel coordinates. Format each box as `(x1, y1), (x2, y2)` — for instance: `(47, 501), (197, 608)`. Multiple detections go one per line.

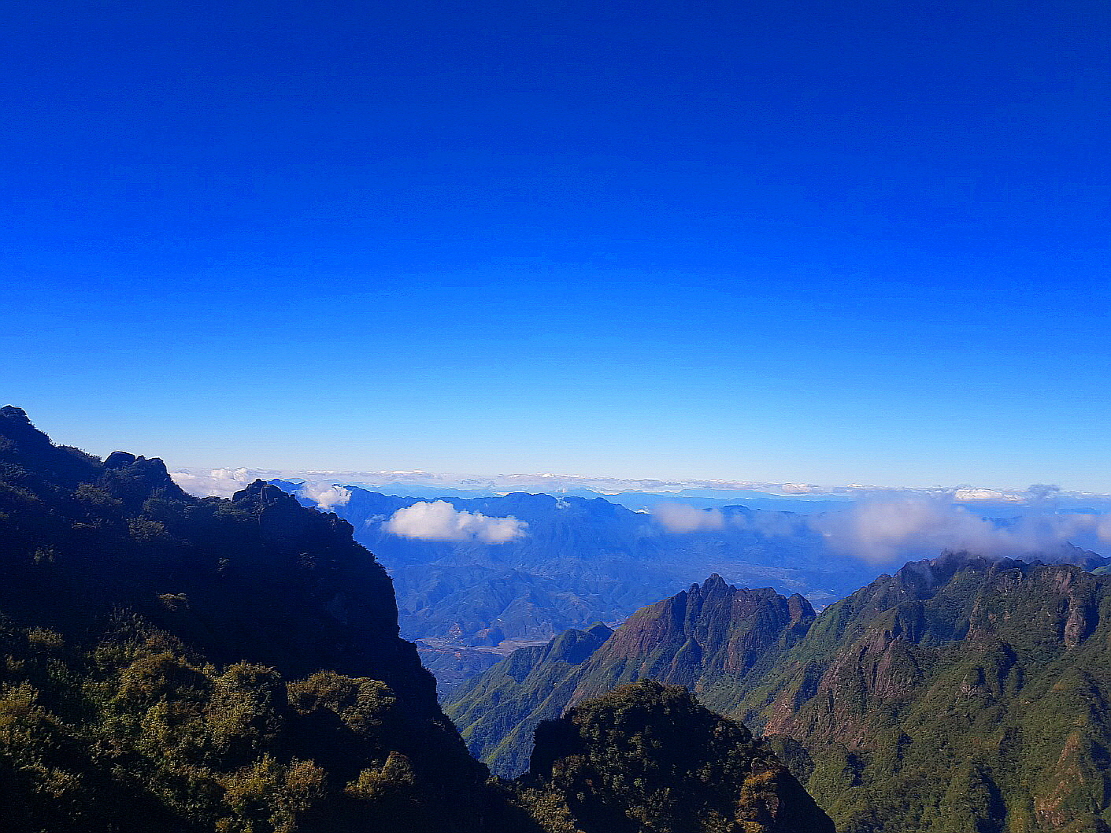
(1, 404), (31, 424)
(0, 405), (101, 486)
(691, 573), (732, 594)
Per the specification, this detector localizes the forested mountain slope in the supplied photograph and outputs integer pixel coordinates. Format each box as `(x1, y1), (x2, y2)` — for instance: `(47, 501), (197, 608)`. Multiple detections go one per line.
(524, 680), (835, 833)
(447, 576), (815, 777)
(0, 406), (830, 833)
(453, 554), (1111, 832)
(743, 554), (1111, 833)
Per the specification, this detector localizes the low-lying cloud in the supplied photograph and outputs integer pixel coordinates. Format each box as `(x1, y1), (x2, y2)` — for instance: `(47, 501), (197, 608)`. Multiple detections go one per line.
(652, 494), (1111, 565)
(384, 500), (528, 543)
(302, 484), (351, 512)
(653, 502), (726, 532)
(170, 467), (262, 498)
(810, 497), (1111, 564)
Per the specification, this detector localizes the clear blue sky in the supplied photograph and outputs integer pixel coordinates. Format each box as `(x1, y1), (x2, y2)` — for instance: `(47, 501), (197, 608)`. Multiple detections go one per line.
(3, 0), (1109, 490)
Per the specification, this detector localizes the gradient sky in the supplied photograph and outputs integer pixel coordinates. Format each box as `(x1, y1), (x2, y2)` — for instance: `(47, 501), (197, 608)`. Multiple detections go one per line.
(3, 0), (1109, 490)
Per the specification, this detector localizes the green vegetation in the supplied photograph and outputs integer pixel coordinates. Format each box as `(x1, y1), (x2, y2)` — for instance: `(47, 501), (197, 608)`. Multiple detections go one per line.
(745, 554), (1111, 833)
(456, 549), (1111, 832)
(448, 577), (815, 777)
(525, 680), (834, 833)
(0, 406), (827, 833)
(0, 619), (488, 832)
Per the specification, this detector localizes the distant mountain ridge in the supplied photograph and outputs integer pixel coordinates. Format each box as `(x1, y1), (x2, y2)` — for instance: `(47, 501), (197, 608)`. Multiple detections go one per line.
(273, 480), (878, 690)
(451, 553), (1111, 832)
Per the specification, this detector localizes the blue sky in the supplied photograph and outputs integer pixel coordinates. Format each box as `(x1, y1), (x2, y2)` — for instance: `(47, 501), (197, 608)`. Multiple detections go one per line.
(3, 0), (1109, 490)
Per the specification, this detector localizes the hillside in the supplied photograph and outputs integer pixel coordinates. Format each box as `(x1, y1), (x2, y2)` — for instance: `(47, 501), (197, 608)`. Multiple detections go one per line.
(523, 680), (835, 833)
(453, 553), (1111, 832)
(743, 554), (1111, 833)
(447, 576), (815, 776)
(0, 406), (830, 833)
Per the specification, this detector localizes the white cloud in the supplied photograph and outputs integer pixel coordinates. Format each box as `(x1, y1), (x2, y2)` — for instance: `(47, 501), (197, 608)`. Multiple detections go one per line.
(170, 467), (264, 497)
(302, 484), (351, 512)
(383, 500), (528, 543)
(653, 502), (725, 533)
(953, 488), (1015, 501)
(808, 497), (1111, 564)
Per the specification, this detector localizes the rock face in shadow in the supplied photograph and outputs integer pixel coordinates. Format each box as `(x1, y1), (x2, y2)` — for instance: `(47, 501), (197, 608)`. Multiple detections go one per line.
(0, 405), (436, 717)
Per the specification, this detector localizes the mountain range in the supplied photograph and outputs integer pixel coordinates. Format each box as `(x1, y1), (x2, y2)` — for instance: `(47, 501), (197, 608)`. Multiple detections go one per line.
(449, 557), (1111, 831)
(0, 406), (832, 833)
(273, 481), (881, 689)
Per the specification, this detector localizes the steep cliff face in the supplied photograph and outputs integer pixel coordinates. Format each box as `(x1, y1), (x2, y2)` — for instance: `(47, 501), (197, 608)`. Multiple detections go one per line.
(0, 405), (438, 717)
(447, 576), (815, 777)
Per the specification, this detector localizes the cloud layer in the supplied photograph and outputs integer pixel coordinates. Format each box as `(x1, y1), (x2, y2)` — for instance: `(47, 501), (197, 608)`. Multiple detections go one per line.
(810, 498), (1111, 564)
(653, 502), (726, 532)
(652, 494), (1111, 565)
(384, 500), (528, 543)
(170, 467), (261, 497)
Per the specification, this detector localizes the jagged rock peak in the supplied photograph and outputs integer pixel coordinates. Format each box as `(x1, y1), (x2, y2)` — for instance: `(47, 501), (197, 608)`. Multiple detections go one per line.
(691, 573), (733, 595)
(235, 478), (299, 502)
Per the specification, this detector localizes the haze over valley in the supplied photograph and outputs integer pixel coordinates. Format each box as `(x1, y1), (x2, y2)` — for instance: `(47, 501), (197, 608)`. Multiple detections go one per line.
(164, 472), (1111, 692)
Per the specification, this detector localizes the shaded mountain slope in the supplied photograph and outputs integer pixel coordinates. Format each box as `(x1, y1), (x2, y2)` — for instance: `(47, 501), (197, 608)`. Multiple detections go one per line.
(0, 406), (500, 832)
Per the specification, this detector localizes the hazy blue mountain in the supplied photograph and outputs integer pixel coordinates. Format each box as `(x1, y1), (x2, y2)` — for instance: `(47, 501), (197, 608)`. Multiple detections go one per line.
(274, 483), (878, 665)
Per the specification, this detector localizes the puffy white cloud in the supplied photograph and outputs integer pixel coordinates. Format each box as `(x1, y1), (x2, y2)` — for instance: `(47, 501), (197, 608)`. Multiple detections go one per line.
(301, 484), (351, 512)
(653, 502), (725, 533)
(953, 488), (1013, 501)
(383, 501), (527, 543)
